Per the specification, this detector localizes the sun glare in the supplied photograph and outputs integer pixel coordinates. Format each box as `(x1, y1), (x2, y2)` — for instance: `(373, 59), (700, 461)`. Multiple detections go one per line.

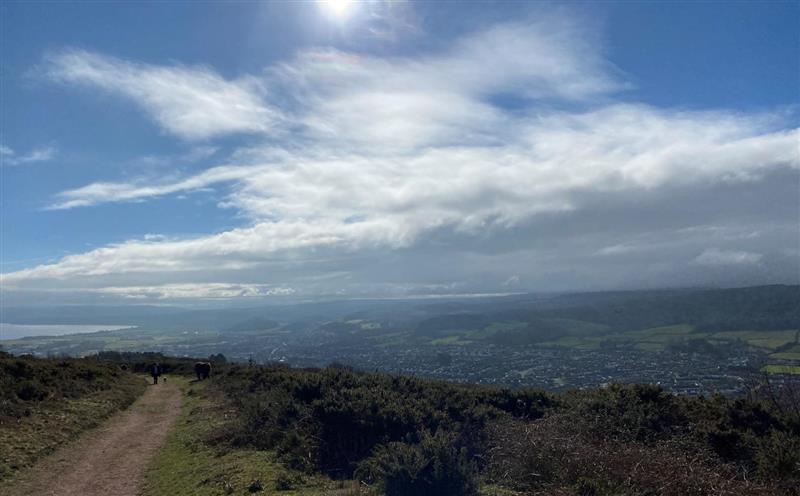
(318, 0), (356, 20)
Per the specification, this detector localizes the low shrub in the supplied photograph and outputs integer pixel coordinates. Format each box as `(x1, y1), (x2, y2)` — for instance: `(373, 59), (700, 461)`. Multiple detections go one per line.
(15, 380), (49, 401)
(356, 432), (478, 496)
(486, 413), (788, 495)
(274, 470), (303, 491)
(0, 352), (136, 417)
(755, 430), (800, 481)
(206, 365), (797, 495)
(214, 365), (553, 479)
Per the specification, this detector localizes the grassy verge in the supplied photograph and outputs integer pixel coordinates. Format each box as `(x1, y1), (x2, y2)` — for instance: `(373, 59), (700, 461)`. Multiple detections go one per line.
(0, 371), (145, 482)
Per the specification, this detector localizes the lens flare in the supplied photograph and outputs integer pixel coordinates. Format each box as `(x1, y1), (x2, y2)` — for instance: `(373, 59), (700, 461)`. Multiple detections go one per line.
(317, 0), (356, 20)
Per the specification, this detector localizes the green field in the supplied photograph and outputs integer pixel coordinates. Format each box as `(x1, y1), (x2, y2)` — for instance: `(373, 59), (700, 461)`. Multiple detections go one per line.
(2, 328), (224, 357)
(401, 319), (799, 354)
(769, 343), (800, 361)
(428, 321), (528, 346)
(761, 365), (800, 375)
(770, 352), (800, 361)
(430, 335), (467, 345)
(707, 330), (798, 351)
(535, 326), (799, 353)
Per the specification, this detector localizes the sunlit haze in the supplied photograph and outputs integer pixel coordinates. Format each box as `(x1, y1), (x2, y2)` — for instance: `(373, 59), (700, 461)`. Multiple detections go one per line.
(317, 0), (357, 20)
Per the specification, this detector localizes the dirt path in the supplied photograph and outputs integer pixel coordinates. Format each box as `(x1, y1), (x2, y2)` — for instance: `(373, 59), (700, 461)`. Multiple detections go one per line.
(5, 379), (182, 496)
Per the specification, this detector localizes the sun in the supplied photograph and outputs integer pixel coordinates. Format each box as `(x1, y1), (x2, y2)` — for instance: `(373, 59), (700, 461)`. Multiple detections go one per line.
(317, 0), (356, 20)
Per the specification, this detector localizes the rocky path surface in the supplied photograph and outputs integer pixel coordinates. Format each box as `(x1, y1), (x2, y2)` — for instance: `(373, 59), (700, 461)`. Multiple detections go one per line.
(5, 379), (182, 496)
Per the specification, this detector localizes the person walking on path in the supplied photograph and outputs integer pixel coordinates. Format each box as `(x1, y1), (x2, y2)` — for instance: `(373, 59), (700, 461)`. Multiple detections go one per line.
(150, 363), (161, 385)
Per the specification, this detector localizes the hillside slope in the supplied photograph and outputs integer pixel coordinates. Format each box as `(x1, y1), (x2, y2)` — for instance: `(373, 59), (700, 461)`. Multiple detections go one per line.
(149, 362), (800, 496)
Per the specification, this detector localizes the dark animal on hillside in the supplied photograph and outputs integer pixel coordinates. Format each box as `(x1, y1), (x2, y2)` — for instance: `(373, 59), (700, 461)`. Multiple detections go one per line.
(194, 361), (212, 380)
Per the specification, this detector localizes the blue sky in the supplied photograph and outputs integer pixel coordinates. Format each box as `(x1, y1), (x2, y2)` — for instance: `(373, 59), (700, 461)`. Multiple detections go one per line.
(1, 1), (798, 304)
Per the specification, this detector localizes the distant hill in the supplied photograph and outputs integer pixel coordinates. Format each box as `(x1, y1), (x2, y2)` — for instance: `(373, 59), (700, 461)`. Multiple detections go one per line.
(534, 284), (800, 332)
(3, 285), (796, 345)
(400, 285), (800, 346)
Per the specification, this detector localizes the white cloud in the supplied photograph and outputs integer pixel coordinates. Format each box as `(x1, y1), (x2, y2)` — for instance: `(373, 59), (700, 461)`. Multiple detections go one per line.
(48, 164), (260, 209)
(694, 248), (763, 266)
(597, 244), (639, 256)
(5, 15), (799, 297)
(136, 146), (219, 167)
(143, 234), (168, 242)
(501, 275), (521, 287)
(1, 145), (56, 166)
(1, 219), (415, 283)
(44, 50), (277, 140)
(94, 283), (295, 299)
(48, 106), (799, 223)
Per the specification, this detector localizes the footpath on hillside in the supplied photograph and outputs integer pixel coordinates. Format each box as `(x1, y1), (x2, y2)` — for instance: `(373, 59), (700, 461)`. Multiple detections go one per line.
(5, 379), (182, 496)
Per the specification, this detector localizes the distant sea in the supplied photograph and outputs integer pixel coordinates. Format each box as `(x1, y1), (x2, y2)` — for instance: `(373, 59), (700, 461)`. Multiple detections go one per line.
(0, 323), (134, 340)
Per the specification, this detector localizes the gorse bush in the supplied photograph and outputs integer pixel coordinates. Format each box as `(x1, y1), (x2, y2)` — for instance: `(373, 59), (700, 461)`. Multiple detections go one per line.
(573, 383), (689, 442)
(14, 379), (49, 401)
(0, 351), (136, 417)
(355, 432), (478, 496)
(487, 382), (800, 495)
(215, 364), (552, 480)
(486, 414), (790, 496)
(755, 430), (800, 480)
(210, 364), (799, 495)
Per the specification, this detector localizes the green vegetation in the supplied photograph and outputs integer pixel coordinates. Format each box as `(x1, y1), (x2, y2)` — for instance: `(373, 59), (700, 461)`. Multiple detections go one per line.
(2, 352), (799, 495)
(530, 327), (797, 354)
(711, 330), (798, 350)
(2, 328), (224, 357)
(356, 432), (477, 496)
(0, 351), (145, 481)
(771, 344), (800, 362)
(195, 364), (799, 495)
(539, 285), (799, 333)
(143, 366), (522, 496)
(430, 335), (464, 345)
(383, 286), (799, 353)
(410, 285), (799, 351)
(762, 365), (800, 375)
(772, 352), (800, 361)
(143, 376), (367, 496)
